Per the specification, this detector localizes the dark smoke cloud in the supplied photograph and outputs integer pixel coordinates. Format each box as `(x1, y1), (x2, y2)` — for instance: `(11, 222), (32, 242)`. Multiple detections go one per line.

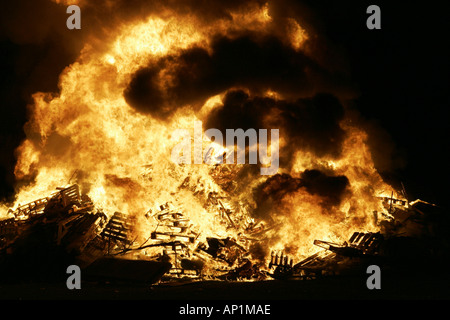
(205, 89), (346, 169)
(252, 171), (349, 220)
(277, 92), (347, 161)
(252, 173), (302, 220)
(124, 33), (350, 119)
(299, 169), (349, 206)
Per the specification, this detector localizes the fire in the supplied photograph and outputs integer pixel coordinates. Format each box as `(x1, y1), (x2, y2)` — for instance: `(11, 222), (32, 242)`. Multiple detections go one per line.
(270, 122), (393, 259)
(1, 1), (400, 277)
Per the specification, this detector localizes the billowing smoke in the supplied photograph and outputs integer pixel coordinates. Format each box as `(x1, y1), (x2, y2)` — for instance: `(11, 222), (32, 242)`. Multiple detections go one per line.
(205, 90), (346, 168)
(252, 171), (349, 221)
(124, 33), (344, 119)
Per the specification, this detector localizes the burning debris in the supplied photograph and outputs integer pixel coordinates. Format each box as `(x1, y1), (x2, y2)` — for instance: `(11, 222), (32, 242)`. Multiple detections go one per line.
(0, 183), (269, 283)
(0, 181), (447, 285)
(268, 231), (384, 280)
(266, 195), (450, 280)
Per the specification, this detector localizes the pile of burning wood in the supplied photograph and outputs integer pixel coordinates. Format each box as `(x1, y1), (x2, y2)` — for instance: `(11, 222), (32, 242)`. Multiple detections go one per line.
(0, 184), (448, 284)
(0, 184), (267, 283)
(268, 195), (450, 280)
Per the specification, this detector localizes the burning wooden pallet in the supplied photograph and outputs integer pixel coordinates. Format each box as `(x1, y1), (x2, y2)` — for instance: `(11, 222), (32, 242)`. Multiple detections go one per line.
(0, 185), (175, 283)
(101, 211), (135, 253)
(8, 198), (48, 219)
(313, 232), (384, 258)
(148, 203), (198, 244)
(269, 231), (385, 280)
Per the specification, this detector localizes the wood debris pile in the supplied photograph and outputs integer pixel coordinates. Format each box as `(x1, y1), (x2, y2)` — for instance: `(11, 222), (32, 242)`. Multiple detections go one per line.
(268, 196), (450, 280)
(0, 185), (448, 284)
(0, 184), (267, 283)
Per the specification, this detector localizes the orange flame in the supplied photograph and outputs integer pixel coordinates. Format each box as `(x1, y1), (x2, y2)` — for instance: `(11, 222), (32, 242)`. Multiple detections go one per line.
(1, 2), (400, 269)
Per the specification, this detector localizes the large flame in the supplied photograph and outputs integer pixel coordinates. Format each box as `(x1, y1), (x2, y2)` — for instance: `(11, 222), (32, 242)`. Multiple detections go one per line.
(1, 1), (399, 266)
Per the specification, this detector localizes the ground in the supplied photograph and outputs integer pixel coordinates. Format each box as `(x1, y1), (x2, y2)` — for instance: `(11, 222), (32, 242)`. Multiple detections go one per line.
(0, 272), (447, 319)
(1, 271), (449, 300)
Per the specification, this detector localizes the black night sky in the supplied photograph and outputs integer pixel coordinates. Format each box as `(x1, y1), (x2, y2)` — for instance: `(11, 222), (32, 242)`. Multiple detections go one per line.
(311, 1), (449, 208)
(0, 0), (448, 208)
